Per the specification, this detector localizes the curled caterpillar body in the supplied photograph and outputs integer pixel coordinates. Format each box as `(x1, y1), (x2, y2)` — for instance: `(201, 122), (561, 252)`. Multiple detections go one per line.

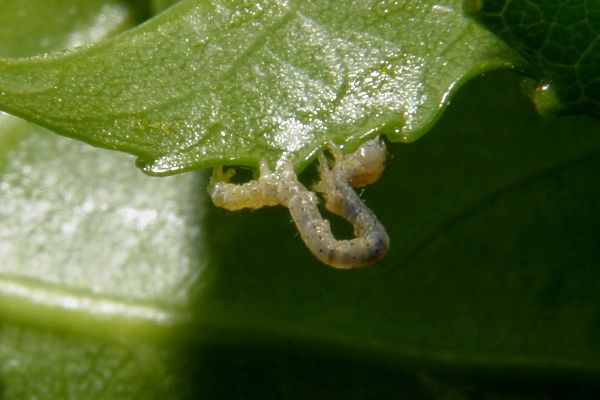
(207, 138), (390, 269)
(311, 153), (390, 268)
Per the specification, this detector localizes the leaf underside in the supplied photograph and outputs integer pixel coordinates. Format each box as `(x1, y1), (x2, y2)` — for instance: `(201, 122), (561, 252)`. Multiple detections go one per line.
(0, 0), (515, 175)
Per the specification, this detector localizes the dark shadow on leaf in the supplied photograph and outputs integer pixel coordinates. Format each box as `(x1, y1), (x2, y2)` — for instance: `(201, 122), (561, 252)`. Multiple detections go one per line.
(170, 70), (600, 398)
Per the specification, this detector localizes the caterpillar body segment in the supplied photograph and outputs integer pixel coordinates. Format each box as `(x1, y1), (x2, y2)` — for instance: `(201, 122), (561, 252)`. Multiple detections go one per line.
(207, 138), (390, 269)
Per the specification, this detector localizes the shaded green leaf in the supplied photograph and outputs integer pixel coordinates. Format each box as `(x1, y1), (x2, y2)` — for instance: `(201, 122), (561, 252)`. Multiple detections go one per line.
(0, 0), (515, 175)
(467, 0), (600, 117)
(0, 322), (180, 399)
(184, 70), (600, 398)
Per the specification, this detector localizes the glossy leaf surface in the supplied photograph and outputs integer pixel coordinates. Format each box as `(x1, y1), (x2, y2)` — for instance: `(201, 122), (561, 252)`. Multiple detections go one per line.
(0, 0), (514, 175)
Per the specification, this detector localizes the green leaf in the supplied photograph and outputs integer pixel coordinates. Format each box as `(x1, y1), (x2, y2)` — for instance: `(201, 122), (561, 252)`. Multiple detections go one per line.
(0, 119), (206, 398)
(3, 53), (600, 400)
(466, 0), (600, 117)
(3, 1), (600, 398)
(0, 0), (146, 58)
(0, 322), (181, 399)
(0, 2), (203, 397)
(0, 0), (516, 175)
(186, 69), (600, 398)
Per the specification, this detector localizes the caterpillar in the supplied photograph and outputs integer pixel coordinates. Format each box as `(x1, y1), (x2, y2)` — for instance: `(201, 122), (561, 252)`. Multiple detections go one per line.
(207, 138), (389, 269)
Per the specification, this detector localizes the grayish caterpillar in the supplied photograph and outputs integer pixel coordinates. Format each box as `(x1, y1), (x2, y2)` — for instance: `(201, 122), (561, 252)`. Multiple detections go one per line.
(207, 138), (390, 269)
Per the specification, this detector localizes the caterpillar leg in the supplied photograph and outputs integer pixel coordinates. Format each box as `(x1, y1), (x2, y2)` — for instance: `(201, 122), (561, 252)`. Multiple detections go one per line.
(207, 161), (280, 210)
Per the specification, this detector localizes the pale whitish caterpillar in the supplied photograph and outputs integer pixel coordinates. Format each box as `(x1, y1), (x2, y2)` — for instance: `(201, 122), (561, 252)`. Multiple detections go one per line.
(207, 138), (390, 269)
